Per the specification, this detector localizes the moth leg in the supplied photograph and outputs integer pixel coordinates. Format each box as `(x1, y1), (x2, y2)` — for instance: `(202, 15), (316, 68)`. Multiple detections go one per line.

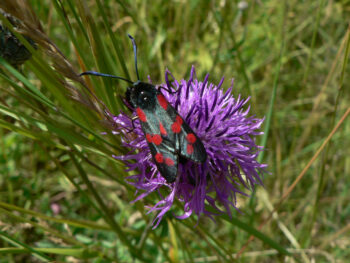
(119, 95), (134, 112)
(158, 70), (178, 94)
(126, 116), (138, 133)
(119, 115), (138, 134)
(158, 86), (179, 95)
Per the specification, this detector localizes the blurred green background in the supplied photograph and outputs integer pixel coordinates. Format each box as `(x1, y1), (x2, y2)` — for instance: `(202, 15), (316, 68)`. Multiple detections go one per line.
(0, 0), (349, 262)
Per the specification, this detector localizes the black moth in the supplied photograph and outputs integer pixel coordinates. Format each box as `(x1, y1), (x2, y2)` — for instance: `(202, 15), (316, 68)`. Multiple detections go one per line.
(80, 35), (207, 183)
(0, 12), (37, 68)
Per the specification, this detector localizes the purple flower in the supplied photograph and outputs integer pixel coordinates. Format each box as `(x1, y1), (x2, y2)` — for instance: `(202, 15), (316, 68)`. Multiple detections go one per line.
(111, 66), (266, 228)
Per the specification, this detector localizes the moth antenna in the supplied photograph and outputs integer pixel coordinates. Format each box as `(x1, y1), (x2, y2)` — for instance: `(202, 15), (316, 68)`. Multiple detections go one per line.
(79, 71), (133, 84)
(128, 34), (140, 81)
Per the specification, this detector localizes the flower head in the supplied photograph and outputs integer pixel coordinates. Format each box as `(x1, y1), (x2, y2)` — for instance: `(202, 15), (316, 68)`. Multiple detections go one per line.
(112, 66), (266, 228)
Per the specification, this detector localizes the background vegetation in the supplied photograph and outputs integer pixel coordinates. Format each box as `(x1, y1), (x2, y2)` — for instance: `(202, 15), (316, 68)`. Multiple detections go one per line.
(0, 0), (349, 262)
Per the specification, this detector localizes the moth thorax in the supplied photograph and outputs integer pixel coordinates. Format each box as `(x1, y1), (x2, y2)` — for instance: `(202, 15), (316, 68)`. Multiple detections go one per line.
(131, 83), (157, 110)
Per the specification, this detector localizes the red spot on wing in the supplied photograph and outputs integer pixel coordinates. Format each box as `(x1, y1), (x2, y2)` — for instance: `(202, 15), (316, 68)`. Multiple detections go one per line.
(186, 144), (194, 154)
(145, 133), (162, 145)
(171, 115), (184, 133)
(171, 122), (181, 133)
(159, 122), (167, 135)
(155, 153), (164, 163)
(152, 134), (162, 145)
(146, 133), (153, 142)
(186, 133), (197, 143)
(175, 115), (183, 125)
(165, 158), (175, 166)
(157, 94), (168, 110)
(136, 108), (147, 122)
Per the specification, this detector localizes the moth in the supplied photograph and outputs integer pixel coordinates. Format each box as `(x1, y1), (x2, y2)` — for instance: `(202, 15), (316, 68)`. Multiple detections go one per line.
(0, 16), (37, 67)
(80, 35), (207, 183)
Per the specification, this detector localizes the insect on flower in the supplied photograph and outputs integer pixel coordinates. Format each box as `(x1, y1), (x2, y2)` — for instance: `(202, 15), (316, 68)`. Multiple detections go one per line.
(80, 35), (207, 183)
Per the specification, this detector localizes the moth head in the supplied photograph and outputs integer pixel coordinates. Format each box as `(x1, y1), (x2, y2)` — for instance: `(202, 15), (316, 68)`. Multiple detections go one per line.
(127, 81), (157, 110)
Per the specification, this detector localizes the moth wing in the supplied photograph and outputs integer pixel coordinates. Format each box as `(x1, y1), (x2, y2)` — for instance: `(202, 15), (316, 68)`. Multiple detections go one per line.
(148, 141), (178, 183)
(137, 91), (207, 183)
(154, 94), (207, 163)
(140, 115), (178, 183)
(177, 122), (207, 163)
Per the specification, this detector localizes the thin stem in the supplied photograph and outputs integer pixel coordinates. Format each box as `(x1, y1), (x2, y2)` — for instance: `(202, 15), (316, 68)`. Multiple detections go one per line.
(302, 0), (326, 83)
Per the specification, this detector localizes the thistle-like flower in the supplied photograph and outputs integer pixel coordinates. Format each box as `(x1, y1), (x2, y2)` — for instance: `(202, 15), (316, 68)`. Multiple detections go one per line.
(112, 66), (266, 227)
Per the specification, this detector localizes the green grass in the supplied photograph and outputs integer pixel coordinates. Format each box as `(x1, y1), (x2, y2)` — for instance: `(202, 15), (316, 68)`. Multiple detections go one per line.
(0, 0), (349, 262)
